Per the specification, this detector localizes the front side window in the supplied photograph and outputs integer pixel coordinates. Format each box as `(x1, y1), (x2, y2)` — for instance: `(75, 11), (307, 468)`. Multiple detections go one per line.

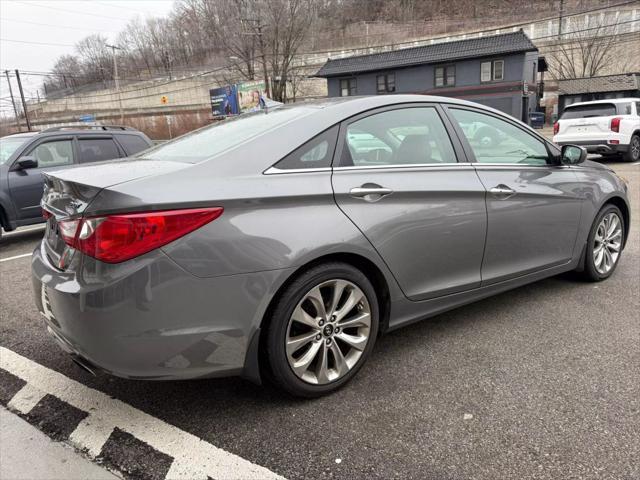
(435, 65), (455, 87)
(450, 108), (549, 165)
(27, 140), (74, 168)
(340, 107), (457, 167)
(273, 126), (338, 170)
(340, 78), (357, 96)
(78, 138), (120, 163)
(376, 73), (396, 94)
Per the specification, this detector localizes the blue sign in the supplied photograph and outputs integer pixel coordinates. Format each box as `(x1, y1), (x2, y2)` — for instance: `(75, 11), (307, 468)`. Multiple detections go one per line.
(79, 114), (96, 123)
(209, 85), (239, 116)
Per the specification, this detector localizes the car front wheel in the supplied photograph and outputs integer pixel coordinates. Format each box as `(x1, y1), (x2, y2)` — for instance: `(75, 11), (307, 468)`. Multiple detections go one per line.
(580, 204), (625, 281)
(265, 262), (379, 397)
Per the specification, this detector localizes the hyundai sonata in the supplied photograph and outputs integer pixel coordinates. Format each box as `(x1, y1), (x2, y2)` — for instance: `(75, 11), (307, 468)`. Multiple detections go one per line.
(33, 96), (630, 397)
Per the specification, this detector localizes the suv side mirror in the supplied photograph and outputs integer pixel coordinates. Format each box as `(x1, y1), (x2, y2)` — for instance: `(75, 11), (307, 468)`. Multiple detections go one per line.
(560, 145), (587, 165)
(15, 156), (38, 170)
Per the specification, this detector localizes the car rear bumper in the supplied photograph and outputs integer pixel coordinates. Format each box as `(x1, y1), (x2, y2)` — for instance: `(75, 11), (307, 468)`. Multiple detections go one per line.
(31, 241), (292, 381)
(555, 140), (629, 155)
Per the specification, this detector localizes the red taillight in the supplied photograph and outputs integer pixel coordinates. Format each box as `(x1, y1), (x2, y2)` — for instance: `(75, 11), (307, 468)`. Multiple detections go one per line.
(42, 208), (52, 220)
(59, 207), (223, 264)
(610, 117), (621, 133)
(553, 121), (559, 135)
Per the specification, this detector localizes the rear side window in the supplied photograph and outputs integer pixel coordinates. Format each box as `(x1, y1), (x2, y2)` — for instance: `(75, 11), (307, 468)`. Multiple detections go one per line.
(561, 103), (616, 119)
(116, 134), (151, 156)
(78, 138), (121, 163)
(274, 126), (338, 170)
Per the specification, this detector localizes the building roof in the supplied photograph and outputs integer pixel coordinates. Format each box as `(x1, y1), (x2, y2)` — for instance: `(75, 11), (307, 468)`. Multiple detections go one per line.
(315, 30), (537, 78)
(559, 73), (639, 95)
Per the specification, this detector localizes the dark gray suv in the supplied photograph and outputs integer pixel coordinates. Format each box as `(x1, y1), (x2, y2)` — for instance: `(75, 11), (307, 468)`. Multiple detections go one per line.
(0, 126), (153, 238)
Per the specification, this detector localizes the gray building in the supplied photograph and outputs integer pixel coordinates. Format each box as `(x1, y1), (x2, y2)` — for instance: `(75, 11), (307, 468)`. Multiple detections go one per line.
(558, 73), (640, 113)
(315, 30), (541, 122)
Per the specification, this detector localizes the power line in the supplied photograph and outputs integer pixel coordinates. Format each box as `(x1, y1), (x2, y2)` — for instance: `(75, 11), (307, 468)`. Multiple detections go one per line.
(13, 0), (134, 21)
(0, 17), (118, 33)
(0, 38), (76, 47)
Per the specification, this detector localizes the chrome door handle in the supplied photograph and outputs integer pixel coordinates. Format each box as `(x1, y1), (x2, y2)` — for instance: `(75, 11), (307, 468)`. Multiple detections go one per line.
(489, 184), (516, 198)
(349, 186), (393, 201)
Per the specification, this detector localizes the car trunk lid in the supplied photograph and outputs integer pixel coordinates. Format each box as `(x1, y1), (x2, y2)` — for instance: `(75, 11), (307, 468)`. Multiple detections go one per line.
(41, 159), (187, 268)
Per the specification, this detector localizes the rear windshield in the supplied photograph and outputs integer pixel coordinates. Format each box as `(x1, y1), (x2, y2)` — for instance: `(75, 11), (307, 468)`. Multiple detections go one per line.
(143, 107), (312, 163)
(561, 103), (617, 119)
(0, 136), (30, 164)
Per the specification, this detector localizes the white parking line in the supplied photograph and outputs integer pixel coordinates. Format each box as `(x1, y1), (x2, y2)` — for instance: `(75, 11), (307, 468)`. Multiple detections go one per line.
(0, 347), (284, 480)
(0, 253), (33, 263)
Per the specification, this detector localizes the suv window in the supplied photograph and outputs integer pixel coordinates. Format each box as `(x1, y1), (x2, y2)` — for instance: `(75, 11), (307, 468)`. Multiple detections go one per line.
(28, 140), (75, 167)
(274, 126), (338, 170)
(116, 134), (151, 156)
(561, 103), (616, 119)
(78, 138), (121, 163)
(340, 107), (457, 167)
(451, 108), (549, 165)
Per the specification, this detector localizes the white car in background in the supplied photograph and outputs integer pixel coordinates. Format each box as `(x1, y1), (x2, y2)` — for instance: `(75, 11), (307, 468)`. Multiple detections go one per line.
(553, 98), (640, 162)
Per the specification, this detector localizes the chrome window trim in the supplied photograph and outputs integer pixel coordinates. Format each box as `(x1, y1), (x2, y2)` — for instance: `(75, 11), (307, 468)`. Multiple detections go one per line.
(333, 162), (472, 171)
(473, 163), (571, 169)
(264, 166), (332, 175)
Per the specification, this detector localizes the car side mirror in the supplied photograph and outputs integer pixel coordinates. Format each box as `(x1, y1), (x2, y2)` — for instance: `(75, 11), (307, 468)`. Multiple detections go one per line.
(15, 156), (38, 170)
(560, 145), (587, 165)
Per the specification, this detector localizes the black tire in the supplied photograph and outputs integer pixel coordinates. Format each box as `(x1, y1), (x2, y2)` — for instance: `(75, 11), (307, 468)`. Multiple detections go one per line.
(265, 262), (379, 398)
(623, 134), (640, 162)
(579, 204), (625, 282)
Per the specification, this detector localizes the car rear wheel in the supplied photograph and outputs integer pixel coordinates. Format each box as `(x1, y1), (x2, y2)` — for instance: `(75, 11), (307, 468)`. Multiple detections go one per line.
(624, 134), (640, 162)
(265, 262), (379, 397)
(580, 204), (625, 281)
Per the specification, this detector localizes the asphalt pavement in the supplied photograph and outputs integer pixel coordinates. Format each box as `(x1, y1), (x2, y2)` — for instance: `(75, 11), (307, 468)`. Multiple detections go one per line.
(0, 159), (638, 480)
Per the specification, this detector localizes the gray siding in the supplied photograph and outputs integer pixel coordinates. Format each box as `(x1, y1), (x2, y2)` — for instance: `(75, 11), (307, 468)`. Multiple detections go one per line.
(326, 51), (539, 121)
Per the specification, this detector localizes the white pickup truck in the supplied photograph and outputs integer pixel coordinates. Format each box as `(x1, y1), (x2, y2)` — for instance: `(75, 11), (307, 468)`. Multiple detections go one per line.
(553, 98), (640, 162)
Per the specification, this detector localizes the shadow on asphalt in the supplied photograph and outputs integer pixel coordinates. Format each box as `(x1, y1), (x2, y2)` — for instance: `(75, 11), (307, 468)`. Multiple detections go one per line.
(0, 228), (45, 249)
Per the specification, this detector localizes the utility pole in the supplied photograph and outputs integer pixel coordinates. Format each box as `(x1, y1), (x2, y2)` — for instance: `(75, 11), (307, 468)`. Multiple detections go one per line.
(558, 0), (565, 38)
(106, 44), (124, 123)
(242, 19), (271, 98)
(14, 70), (31, 132)
(4, 70), (21, 131)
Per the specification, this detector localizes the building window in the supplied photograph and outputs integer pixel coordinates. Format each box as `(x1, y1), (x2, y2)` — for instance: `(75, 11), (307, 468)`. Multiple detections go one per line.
(481, 60), (505, 82)
(340, 78), (357, 96)
(435, 65), (455, 87)
(376, 73), (396, 94)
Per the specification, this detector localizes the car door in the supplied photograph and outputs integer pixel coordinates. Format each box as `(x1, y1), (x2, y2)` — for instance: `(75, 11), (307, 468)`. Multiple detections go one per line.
(8, 137), (76, 222)
(331, 104), (487, 301)
(445, 105), (582, 285)
(76, 136), (124, 164)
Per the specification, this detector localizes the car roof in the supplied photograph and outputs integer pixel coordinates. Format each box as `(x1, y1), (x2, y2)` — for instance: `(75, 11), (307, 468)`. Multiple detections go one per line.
(566, 97), (640, 108)
(1, 131), (39, 139)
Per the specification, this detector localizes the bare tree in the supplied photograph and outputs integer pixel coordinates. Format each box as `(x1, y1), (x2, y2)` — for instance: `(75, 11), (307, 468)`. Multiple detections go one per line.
(548, 14), (629, 79)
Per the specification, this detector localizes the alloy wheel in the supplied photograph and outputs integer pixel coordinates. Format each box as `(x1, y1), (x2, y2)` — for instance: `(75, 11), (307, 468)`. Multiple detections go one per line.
(285, 279), (371, 385)
(631, 136), (640, 161)
(593, 212), (622, 275)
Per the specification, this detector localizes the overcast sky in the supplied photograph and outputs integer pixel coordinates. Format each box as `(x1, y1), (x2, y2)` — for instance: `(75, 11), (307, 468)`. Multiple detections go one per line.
(0, 0), (175, 113)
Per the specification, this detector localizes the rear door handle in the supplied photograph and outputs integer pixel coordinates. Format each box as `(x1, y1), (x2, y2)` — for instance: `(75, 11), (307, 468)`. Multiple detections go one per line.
(489, 184), (516, 199)
(349, 185), (393, 201)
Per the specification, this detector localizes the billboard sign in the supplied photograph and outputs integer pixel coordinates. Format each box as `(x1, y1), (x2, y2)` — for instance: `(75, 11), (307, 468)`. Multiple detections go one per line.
(237, 80), (267, 114)
(209, 85), (239, 116)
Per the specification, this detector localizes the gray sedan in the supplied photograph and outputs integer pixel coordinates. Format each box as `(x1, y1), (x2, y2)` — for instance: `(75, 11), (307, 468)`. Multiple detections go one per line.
(32, 95), (630, 397)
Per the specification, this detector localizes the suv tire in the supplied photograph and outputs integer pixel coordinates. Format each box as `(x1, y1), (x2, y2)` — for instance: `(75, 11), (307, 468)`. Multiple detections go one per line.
(624, 134), (640, 162)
